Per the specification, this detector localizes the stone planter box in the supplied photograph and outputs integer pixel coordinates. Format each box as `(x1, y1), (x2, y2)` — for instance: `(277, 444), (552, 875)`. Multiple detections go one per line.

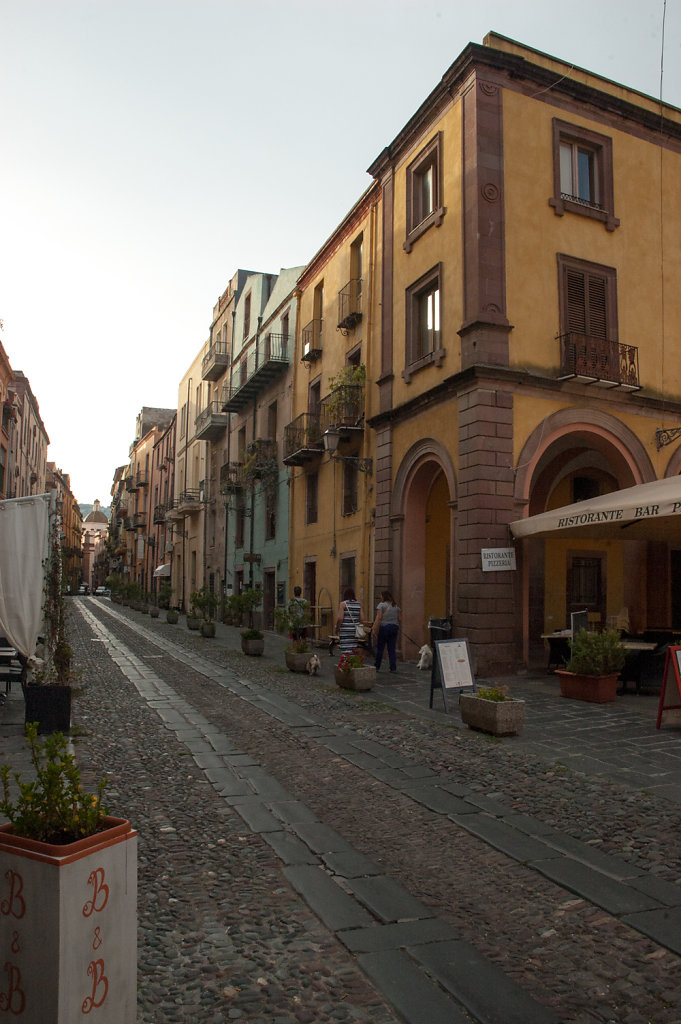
(0, 816), (137, 1023)
(335, 666), (375, 691)
(241, 636), (264, 656)
(201, 621), (216, 638)
(555, 670), (619, 703)
(187, 616), (201, 631)
(149, 606), (160, 619)
(459, 693), (526, 736)
(285, 650), (312, 672)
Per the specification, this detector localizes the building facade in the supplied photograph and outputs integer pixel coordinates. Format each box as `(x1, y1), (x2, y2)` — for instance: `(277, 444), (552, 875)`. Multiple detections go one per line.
(365, 32), (681, 672)
(9, 371), (49, 499)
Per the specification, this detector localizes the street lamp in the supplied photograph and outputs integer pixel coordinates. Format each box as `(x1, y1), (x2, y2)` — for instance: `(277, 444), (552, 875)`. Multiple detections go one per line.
(322, 428), (373, 474)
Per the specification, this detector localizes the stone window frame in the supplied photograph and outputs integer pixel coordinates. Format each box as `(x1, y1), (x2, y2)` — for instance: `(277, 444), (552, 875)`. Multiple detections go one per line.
(403, 263), (446, 383)
(549, 119), (620, 232)
(403, 132), (446, 252)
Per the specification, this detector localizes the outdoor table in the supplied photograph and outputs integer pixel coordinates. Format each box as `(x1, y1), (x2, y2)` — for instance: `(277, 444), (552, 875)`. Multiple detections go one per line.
(541, 631), (572, 671)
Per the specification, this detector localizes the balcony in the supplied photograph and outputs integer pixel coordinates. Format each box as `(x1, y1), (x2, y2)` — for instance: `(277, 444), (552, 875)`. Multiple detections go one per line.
(319, 385), (365, 434)
(124, 517), (135, 532)
(337, 278), (363, 332)
(222, 334), (290, 412)
(125, 475), (138, 492)
(195, 401), (230, 441)
(301, 320), (322, 363)
(558, 334), (641, 391)
(283, 412), (324, 466)
(201, 340), (230, 381)
(117, 496), (129, 516)
(136, 472), (149, 488)
(219, 462), (243, 494)
(165, 489), (204, 519)
(133, 512), (146, 529)
(153, 504), (166, 524)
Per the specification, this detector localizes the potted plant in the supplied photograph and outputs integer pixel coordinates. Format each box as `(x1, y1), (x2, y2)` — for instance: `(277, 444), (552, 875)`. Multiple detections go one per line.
(335, 649), (375, 691)
(241, 627), (264, 656)
(459, 684), (525, 736)
(275, 598), (313, 672)
(555, 628), (626, 703)
(186, 592), (202, 630)
(166, 607), (179, 624)
(0, 725), (137, 1022)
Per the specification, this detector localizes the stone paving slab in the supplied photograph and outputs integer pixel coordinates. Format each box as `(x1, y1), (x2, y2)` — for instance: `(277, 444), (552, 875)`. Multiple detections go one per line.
(322, 850), (384, 878)
(344, 875), (438, 924)
(414, 939), (562, 1024)
(232, 798), (283, 833)
(358, 948), (475, 1024)
(284, 864), (374, 931)
(532, 856), (664, 916)
(622, 906), (681, 955)
(339, 918), (460, 954)
(450, 812), (564, 864)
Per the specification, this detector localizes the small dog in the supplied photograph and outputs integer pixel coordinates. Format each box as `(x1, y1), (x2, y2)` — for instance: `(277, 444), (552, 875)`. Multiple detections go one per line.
(306, 653), (321, 676)
(417, 644), (433, 670)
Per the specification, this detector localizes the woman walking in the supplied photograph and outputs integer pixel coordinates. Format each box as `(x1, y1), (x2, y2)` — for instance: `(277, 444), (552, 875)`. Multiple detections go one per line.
(336, 587), (364, 654)
(372, 590), (401, 672)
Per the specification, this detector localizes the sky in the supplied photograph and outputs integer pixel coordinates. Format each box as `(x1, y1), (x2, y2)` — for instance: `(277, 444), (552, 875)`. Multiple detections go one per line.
(1, 0), (679, 507)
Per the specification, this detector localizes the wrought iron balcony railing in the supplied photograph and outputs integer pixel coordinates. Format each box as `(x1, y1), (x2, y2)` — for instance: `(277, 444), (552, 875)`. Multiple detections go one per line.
(133, 512), (146, 529)
(558, 334), (640, 391)
(283, 412), (324, 466)
(195, 401), (229, 441)
(153, 504), (166, 524)
(301, 320), (323, 363)
(337, 278), (363, 331)
(219, 462), (243, 493)
(201, 339), (230, 381)
(222, 333), (290, 412)
(319, 385), (365, 433)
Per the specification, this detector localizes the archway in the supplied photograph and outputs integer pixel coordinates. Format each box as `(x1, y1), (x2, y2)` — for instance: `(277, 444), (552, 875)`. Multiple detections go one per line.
(392, 440), (456, 659)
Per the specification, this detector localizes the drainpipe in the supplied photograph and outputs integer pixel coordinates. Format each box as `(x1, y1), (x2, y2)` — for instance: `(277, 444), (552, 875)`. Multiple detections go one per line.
(181, 376), (192, 613)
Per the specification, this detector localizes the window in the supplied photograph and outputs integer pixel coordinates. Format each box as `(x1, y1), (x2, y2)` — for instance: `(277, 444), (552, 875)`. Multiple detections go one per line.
(550, 119), (619, 231)
(243, 293), (251, 340)
(342, 462), (358, 516)
(404, 132), (445, 251)
(305, 472), (318, 524)
(339, 555), (356, 597)
(267, 400), (277, 442)
(558, 254), (617, 340)
(558, 253), (619, 381)
(404, 264), (445, 377)
(265, 488), (276, 541)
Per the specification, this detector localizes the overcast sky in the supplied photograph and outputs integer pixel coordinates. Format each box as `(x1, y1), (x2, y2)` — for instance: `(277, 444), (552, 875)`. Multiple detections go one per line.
(1, 0), (678, 507)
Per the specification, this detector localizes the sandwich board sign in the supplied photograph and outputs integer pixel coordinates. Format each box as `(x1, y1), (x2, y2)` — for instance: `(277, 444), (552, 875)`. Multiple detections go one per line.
(429, 638), (475, 712)
(657, 645), (681, 728)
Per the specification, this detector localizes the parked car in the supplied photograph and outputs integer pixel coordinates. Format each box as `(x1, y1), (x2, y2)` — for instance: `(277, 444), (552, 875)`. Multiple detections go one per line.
(95, 586), (110, 597)
(78, 584), (89, 595)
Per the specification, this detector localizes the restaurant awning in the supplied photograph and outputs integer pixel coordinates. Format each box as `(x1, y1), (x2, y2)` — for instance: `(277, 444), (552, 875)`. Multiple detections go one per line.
(153, 563), (171, 577)
(509, 476), (681, 542)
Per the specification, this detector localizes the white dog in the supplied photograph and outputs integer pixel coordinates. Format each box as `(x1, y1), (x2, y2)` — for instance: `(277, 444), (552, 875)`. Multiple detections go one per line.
(306, 653), (321, 676)
(417, 644), (433, 670)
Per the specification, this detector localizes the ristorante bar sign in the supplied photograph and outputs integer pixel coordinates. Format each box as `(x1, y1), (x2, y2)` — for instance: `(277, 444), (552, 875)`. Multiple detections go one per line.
(556, 501), (680, 530)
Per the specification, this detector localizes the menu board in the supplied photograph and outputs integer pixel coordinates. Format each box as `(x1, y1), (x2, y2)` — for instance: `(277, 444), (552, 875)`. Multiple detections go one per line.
(430, 638), (475, 711)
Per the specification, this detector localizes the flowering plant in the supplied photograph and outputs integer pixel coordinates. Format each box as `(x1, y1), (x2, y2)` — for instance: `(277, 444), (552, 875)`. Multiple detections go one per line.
(475, 684), (511, 702)
(337, 649), (366, 673)
(0, 723), (108, 844)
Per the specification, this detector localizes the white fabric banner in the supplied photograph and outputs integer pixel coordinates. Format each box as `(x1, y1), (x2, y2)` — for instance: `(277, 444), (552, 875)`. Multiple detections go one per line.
(0, 494), (50, 656)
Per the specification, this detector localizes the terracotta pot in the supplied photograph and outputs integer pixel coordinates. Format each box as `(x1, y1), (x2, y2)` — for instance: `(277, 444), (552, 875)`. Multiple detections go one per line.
(459, 693), (525, 735)
(555, 670), (620, 703)
(0, 817), (137, 1023)
(335, 666), (375, 691)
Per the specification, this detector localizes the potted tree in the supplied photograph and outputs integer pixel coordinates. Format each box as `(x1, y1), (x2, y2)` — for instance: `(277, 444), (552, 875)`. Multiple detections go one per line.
(0, 725), (137, 1022)
(555, 628), (626, 703)
(190, 587), (219, 637)
(241, 628), (265, 656)
(166, 607), (179, 624)
(275, 596), (314, 672)
(335, 649), (375, 691)
(459, 684), (525, 736)
(186, 592), (202, 631)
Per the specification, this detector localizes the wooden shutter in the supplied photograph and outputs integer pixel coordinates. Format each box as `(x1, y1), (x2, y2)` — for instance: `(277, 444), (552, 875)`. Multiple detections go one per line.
(564, 266), (610, 339)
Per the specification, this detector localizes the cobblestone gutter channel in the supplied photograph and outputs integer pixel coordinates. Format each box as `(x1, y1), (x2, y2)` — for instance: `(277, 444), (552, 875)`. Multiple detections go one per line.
(72, 601), (681, 1024)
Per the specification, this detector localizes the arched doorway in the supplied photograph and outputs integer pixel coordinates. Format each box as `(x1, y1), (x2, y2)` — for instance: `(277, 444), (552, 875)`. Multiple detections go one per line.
(514, 410), (655, 665)
(393, 441), (456, 659)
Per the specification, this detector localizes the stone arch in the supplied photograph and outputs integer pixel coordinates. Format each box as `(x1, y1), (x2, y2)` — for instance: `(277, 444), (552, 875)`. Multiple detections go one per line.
(514, 407), (655, 509)
(664, 444), (681, 478)
(391, 439), (456, 658)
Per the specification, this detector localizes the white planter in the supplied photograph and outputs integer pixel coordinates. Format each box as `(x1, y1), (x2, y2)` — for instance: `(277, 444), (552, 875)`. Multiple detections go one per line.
(0, 817), (137, 1023)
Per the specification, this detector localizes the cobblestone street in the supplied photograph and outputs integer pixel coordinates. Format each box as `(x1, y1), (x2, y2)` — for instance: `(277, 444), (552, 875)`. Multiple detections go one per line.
(3, 598), (681, 1023)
